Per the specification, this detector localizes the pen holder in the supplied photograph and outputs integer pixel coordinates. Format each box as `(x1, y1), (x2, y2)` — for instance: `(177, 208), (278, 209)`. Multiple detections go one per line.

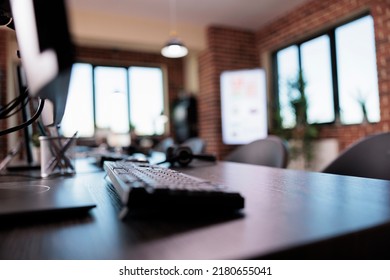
(39, 136), (76, 178)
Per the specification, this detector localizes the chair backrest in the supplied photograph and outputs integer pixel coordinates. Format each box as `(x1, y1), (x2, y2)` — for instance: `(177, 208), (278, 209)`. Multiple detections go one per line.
(181, 137), (206, 154)
(224, 136), (289, 168)
(322, 132), (390, 180)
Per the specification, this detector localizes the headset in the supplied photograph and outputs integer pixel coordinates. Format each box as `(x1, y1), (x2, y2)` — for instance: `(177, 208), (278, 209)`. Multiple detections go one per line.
(159, 146), (216, 167)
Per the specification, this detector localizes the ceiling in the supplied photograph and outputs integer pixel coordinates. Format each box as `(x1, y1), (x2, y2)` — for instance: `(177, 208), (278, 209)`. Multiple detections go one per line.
(68, 0), (310, 31)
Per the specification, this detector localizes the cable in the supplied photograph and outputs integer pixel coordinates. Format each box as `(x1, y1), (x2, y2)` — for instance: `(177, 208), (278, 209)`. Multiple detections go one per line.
(1, 96), (30, 119)
(0, 98), (45, 136)
(0, 89), (28, 118)
(0, 89), (29, 119)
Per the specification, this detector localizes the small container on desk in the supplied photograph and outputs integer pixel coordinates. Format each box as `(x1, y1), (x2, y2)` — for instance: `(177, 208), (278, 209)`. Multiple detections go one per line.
(39, 136), (76, 178)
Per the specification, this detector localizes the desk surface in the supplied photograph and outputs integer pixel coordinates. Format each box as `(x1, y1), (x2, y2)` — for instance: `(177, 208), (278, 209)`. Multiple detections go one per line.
(1, 160), (390, 259)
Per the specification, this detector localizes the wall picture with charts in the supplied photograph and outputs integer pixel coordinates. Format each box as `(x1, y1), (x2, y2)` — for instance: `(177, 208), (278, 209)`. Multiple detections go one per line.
(220, 68), (268, 145)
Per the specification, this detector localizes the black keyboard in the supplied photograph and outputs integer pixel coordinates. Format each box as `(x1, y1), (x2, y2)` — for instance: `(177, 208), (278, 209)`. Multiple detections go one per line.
(104, 161), (244, 217)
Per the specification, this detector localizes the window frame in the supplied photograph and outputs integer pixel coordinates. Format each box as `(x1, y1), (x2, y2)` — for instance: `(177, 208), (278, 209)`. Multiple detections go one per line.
(66, 61), (167, 137)
(272, 12), (376, 127)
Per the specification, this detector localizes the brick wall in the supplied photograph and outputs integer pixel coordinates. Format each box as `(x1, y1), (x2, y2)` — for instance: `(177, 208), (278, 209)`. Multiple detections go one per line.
(0, 30), (8, 159)
(198, 26), (259, 158)
(256, 0), (390, 151)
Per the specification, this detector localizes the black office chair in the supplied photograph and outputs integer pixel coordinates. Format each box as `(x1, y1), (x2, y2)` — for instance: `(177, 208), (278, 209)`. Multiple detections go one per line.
(322, 132), (390, 180)
(224, 136), (289, 168)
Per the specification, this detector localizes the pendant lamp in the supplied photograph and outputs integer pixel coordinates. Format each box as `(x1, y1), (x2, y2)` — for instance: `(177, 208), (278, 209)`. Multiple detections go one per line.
(161, 0), (188, 58)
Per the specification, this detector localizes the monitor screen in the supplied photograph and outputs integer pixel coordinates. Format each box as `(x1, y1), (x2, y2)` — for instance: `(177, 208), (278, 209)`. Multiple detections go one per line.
(10, 0), (73, 126)
(220, 68), (268, 145)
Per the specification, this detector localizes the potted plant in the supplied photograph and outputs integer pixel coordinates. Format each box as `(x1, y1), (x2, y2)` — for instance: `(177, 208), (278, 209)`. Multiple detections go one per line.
(272, 70), (318, 169)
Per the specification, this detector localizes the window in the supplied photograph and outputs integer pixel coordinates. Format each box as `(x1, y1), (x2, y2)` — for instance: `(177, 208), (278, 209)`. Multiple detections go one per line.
(61, 63), (165, 137)
(61, 63), (94, 137)
(95, 66), (129, 133)
(276, 45), (299, 128)
(301, 35), (334, 124)
(129, 67), (165, 135)
(274, 14), (379, 128)
(336, 16), (380, 124)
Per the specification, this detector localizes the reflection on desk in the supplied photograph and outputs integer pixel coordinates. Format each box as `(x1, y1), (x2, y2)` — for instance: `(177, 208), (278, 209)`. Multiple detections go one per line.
(1, 160), (390, 259)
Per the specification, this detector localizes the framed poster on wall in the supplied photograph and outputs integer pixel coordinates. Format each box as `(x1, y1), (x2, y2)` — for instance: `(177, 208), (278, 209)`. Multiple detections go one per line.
(220, 68), (268, 145)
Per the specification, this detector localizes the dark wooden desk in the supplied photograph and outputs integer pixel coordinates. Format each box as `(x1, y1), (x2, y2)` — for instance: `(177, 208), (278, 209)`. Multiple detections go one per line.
(1, 160), (390, 259)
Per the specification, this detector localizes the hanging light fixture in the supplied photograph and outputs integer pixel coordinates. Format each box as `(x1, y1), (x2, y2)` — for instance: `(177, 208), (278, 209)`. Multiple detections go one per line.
(161, 0), (188, 58)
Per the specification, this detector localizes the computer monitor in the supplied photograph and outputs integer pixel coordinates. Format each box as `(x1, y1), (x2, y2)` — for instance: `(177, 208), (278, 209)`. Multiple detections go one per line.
(9, 0), (74, 127)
